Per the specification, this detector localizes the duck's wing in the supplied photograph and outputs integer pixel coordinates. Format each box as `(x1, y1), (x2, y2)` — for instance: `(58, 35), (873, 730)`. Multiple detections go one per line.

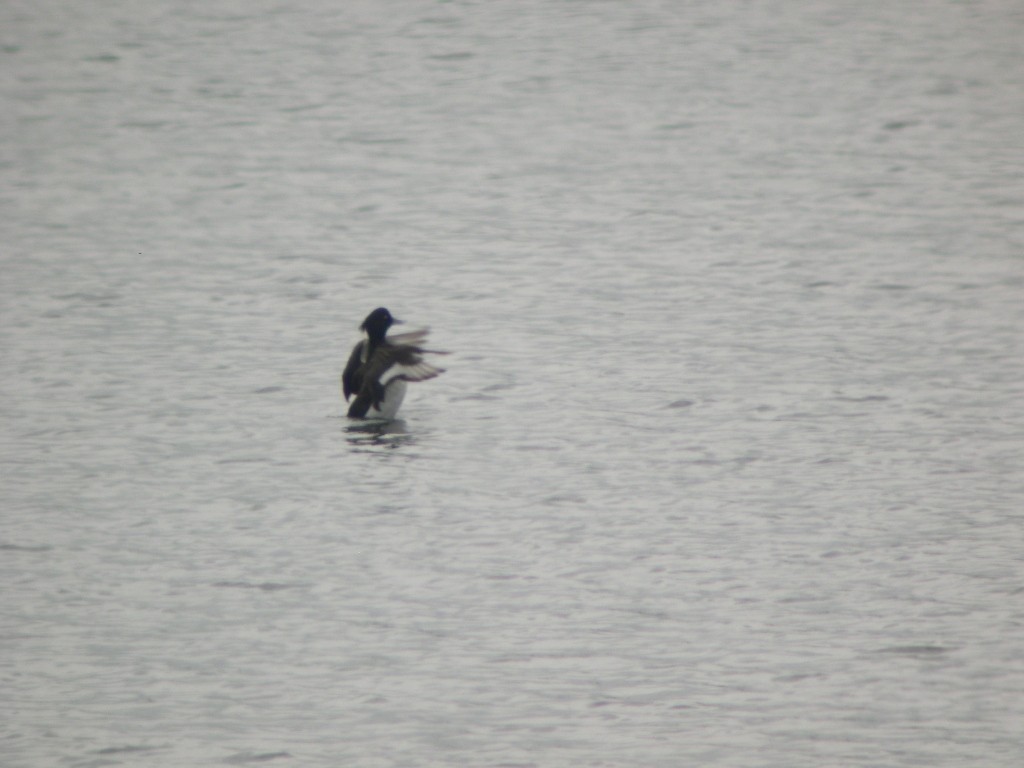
(347, 335), (447, 417)
(383, 329), (431, 347)
(367, 338), (447, 389)
(384, 328), (450, 358)
(341, 340), (365, 402)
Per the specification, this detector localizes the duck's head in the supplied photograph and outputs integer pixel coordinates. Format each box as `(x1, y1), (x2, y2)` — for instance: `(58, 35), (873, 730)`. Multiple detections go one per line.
(360, 307), (401, 343)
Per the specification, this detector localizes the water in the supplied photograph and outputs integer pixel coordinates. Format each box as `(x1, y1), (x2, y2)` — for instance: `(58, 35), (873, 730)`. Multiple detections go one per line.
(3, 1), (1023, 766)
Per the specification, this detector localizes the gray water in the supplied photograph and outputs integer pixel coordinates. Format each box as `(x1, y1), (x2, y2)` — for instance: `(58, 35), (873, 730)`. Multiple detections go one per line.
(3, 1), (1023, 766)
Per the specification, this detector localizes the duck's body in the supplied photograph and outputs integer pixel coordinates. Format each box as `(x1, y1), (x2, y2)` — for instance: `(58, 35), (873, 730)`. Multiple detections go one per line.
(342, 308), (446, 419)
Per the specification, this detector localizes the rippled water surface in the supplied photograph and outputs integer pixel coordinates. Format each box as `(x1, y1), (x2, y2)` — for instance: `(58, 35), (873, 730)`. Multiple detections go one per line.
(3, 1), (1023, 766)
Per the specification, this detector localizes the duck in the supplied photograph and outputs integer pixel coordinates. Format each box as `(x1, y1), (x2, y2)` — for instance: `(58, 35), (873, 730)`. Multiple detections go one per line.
(341, 307), (447, 419)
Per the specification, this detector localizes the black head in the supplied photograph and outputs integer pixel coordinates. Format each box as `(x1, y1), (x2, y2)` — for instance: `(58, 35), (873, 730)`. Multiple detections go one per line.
(359, 307), (399, 343)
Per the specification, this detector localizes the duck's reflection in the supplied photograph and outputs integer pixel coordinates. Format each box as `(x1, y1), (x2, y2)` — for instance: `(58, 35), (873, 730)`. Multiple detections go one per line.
(343, 418), (415, 451)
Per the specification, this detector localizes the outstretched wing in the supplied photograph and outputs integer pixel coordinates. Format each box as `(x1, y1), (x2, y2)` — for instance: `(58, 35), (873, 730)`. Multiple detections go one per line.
(366, 339), (447, 389)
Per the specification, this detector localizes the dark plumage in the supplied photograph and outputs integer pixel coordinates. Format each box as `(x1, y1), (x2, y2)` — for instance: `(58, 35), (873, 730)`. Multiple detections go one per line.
(341, 307), (446, 419)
